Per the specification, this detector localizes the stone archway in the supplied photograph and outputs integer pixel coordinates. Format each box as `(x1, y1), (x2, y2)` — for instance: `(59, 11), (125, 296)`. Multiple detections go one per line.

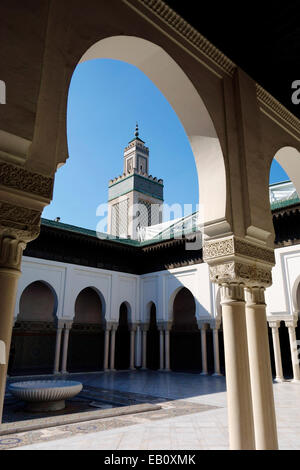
(170, 287), (201, 371)
(68, 287), (105, 372)
(9, 281), (58, 375)
(70, 35), (228, 234)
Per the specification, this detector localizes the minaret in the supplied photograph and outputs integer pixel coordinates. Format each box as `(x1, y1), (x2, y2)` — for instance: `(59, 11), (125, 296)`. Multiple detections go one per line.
(107, 124), (164, 239)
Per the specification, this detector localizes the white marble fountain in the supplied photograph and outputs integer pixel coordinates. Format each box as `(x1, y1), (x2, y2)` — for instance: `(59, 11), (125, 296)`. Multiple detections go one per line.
(8, 380), (83, 412)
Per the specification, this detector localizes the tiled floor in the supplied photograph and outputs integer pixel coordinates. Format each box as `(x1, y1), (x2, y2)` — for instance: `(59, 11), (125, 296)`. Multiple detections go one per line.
(2, 370), (300, 450)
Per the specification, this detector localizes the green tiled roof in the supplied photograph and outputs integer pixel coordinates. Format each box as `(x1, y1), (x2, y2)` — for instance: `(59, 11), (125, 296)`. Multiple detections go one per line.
(270, 196), (300, 211)
(41, 218), (140, 246)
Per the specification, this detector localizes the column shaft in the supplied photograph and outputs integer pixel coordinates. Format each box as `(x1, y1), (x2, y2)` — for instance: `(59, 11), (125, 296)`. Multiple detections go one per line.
(53, 327), (63, 374)
(142, 330), (147, 369)
(212, 327), (221, 376)
(221, 283), (255, 450)
(269, 323), (284, 382)
(159, 330), (164, 370)
(200, 326), (208, 375)
(110, 329), (116, 371)
(245, 287), (278, 450)
(0, 268), (20, 423)
(165, 330), (170, 371)
(61, 326), (70, 374)
(103, 329), (110, 370)
(130, 329), (136, 370)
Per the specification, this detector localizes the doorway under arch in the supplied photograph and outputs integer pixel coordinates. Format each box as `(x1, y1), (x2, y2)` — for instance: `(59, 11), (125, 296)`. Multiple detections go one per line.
(9, 281), (58, 375)
(115, 302), (131, 370)
(68, 287), (105, 372)
(146, 302), (159, 370)
(170, 287), (201, 372)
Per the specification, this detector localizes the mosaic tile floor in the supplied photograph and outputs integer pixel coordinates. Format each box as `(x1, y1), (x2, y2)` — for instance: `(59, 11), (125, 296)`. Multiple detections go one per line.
(0, 378), (219, 449)
(1, 370), (300, 450)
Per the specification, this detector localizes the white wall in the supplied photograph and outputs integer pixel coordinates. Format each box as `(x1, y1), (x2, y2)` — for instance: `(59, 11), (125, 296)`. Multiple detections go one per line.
(16, 242), (300, 326)
(266, 245), (300, 318)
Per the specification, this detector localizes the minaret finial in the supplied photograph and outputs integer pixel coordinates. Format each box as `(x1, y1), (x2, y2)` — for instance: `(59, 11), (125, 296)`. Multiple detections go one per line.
(135, 122), (139, 138)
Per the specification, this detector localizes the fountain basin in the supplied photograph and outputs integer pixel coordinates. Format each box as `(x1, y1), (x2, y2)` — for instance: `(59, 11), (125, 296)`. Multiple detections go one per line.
(8, 380), (83, 412)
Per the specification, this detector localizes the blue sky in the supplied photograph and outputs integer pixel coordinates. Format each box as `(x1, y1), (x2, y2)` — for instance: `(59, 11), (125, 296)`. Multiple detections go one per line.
(43, 59), (289, 231)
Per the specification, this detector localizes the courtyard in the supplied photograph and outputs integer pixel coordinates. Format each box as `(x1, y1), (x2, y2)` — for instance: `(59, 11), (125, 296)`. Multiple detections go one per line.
(1, 371), (300, 450)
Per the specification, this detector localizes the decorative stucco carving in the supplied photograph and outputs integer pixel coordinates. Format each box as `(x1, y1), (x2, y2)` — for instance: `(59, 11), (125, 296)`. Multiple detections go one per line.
(0, 162), (54, 199)
(0, 202), (41, 269)
(203, 236), (275, 265)
(219, 283), (245, 303)
(244, 286), (266, 305)
(0, 201), (41, 231)
(209, 261), (272, 287)
(0, 236), (26, 270)
(256, 84), (300, 136)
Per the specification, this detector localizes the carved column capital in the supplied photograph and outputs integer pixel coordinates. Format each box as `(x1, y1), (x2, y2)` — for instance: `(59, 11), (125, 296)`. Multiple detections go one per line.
(0, 200), (42, 270)
(141, 323), (150, 332)
(285, 319), (298, 329)
(220, 283), (245, 304)
(129, 322), (138, 332)
(203, 236), (274, 288)
(158, 321), (172, 331)
(197, 321), (209, 330)
(244, 286), (266, 306)
(63, 321), (73, 330)
(268, 320), (280, 329)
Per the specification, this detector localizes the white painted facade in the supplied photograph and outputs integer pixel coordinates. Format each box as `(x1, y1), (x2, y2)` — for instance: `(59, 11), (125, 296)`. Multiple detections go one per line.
(16, 242), (300, 327)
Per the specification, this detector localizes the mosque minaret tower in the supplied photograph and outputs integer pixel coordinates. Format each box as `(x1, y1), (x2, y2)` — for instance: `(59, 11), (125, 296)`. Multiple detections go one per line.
(107, 124), (164, 239)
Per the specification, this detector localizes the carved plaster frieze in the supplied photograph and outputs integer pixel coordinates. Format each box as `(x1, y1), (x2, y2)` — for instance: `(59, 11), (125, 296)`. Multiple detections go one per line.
(0, 201), (41, 232)
(0, 162), (54, 200)
(203, 236), (275, 265)
(209, 261), (272, 288)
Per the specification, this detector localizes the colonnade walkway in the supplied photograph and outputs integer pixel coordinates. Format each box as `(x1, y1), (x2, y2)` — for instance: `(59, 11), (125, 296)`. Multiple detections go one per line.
(5, 370), (300, 450)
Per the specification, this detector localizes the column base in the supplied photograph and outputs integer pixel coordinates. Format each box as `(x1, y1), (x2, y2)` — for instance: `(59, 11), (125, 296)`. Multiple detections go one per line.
(141, 367), (147, 371)
(273, 377), (284, 383)
(129, 367), (136, 371)
(212, 372), (223, 377)
(200, 372), (208, 376)
(291, 379), (300, 384)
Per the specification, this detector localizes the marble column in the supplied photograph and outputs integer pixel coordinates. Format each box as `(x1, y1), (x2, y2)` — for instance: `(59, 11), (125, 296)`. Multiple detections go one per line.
(285, 319), (300, 382)
(164, 322), (171, 371)
(200, 323), (208, 375)
(158, 324), (164, 371)
(141, 323), (149, 370)
(268, 321), (284, 382)
(53, 321), (63, 374)
(129, 324), (137, 370)
(220, 283), (255, 450)
(245, 286), (278, 450)
(0, 256), (22, 423)
(110, 323), (117, 371)
(103, 325), (110, 371)
(61, 322), (72, 374)
(212, 320), (222, 376)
